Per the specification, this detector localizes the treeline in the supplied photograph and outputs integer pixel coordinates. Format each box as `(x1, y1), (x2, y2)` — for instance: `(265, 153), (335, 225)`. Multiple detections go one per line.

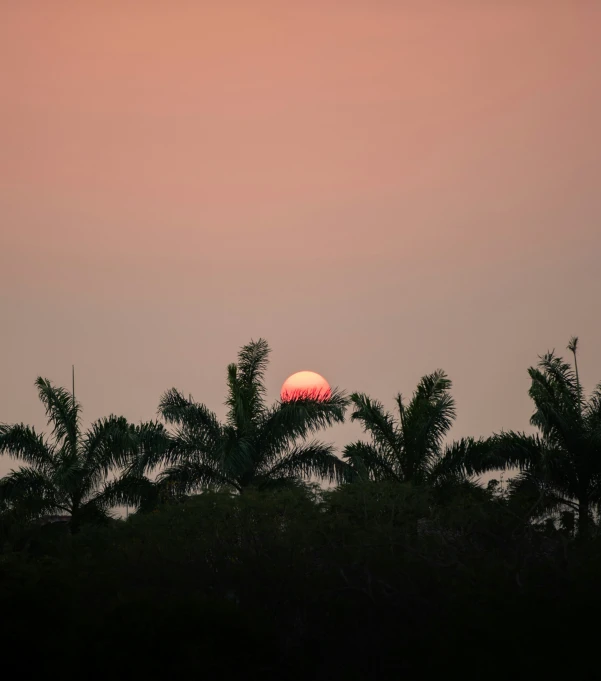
(1, 336), (599, 536)
(2, 485), (601, 677)
(1, 336), (601, 676)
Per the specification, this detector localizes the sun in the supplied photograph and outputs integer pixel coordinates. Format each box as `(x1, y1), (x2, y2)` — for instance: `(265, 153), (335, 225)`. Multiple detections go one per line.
(280, 371), (332, 402)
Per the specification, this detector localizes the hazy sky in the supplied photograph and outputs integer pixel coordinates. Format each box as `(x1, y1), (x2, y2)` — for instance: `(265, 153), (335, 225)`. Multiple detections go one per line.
(1, 1), (600, 478)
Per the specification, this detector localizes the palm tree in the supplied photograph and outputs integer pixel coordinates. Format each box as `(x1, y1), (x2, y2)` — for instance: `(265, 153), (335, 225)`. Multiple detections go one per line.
(150, 339), (350, 494)
(343, 370), (490, 486)
(491, 337), (601, 536)
(0, 378), (167, 531)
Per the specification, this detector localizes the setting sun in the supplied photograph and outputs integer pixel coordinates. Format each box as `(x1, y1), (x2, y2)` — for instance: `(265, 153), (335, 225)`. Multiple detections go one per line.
(280, 370), (332, 402)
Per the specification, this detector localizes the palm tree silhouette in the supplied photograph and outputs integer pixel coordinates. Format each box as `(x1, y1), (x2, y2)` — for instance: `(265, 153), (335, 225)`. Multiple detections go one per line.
(491, 338), (601, 536)
(149, 339), (350, 494)
(0, 378), (166, 531)
(343, 370), (489, 485)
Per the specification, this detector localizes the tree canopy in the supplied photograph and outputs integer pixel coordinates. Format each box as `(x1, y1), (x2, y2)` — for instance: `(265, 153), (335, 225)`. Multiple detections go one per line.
(0, 378), (167, 531)
(343, 370), (490, 487)
(490, 338), (601, 535)
(147, 339), (350, 494)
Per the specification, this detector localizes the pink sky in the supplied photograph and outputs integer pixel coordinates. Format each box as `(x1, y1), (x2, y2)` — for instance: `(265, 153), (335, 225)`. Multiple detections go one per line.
(1, 1), (600, 477)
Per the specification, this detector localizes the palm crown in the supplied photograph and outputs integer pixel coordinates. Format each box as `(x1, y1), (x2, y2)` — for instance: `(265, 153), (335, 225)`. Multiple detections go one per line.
(491, 338), (601, 535)
(344, 370), (488, 485)
(0, 378), (166, 530)
(151, 339), (350, 493)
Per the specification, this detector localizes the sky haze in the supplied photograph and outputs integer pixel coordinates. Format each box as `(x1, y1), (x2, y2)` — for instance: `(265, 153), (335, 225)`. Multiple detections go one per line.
(1, 1), (600, 476)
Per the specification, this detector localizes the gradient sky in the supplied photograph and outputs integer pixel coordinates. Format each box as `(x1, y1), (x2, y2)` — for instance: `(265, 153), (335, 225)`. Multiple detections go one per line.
(1, 1), (600, 479)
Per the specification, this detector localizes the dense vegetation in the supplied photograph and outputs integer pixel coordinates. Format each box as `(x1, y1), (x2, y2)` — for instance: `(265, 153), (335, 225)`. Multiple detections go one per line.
(1, 337), (600, 676)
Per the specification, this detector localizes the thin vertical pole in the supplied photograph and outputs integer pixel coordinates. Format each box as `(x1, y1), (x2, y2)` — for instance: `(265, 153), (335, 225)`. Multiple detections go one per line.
(72, 365), (75, 408)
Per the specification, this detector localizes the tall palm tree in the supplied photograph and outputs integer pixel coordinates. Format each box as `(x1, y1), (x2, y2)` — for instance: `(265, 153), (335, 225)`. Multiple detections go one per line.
(491, 338), (601, 536)
(149, 339), (350, 494)
(0, 378), (167, 531)
(343, 370), (489, 486)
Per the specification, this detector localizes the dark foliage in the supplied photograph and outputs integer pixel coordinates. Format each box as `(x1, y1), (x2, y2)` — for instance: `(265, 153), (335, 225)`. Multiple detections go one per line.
(1, 484), (600, 679)
(0, 378), (168, 531)
(344, 371), (493, 486)
(490, 338), (601, 536)
(2, 337), (601, 677)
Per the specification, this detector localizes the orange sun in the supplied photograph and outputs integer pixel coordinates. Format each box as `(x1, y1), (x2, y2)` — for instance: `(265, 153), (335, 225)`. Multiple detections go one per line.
(280, 371), (332, 402)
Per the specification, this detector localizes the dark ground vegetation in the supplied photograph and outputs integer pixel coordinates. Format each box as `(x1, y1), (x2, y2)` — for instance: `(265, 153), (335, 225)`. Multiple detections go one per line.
(2, 483), (600, 679)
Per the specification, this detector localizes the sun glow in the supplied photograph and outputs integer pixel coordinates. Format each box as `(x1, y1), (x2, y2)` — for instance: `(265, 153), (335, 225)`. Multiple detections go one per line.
(280, 371), (332, 402)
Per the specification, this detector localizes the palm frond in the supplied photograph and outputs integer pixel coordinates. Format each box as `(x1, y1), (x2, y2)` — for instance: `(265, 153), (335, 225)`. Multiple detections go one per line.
(86, 418), (171, 483)
(0, 423), (55, 472)
(0, 467), (66, 517)
(259, 388), (348, 458)
(349, 393), (400, 454)
(132, 420), (172, 473)
(490, 431), (545, 470)
(159, 389), (222, 438)
(237, 338), (270, 395)
(412, 370), (453, 404)
(402, 371), (456, 455)
(225, 363), (250, 433)
(160, 427), (222, 469)
(224, 339), (271, 431)
(159, 460), (235, 494)
(394, 393), (407, 439)
(536, 352), (581, 405)
(83, 416), (142, 476)
(263, 441), (351, 485)
(343, 441), (401, 482)
(488, 431), (584, 500)
(431, 437), (495, 479)
(35, 377), (80, 455)
(95, 473), (161, 512)
(528, 355), (583, 446)
(585, 382), (601, 442)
